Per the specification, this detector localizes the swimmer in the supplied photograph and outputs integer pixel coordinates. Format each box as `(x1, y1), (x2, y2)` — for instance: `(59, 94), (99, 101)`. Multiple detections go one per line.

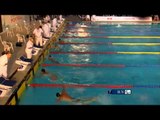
(41, 68), (49, 75)
(56, 88), (97, 104)
(58, 38), (65, 44)
(41, 68), (57, 81)
(48, 55), (59, 64)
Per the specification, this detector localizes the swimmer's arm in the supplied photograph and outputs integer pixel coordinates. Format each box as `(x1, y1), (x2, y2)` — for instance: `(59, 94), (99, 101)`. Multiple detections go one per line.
(60, 88), (68, 96)
(71, 97), (97, 104)
(61, 88), (66, 93)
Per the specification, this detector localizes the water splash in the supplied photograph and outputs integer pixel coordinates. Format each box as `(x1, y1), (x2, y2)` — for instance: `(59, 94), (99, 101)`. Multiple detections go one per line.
(116, 24), (121, 28)
(75, 88), (86, 93)
(96, 94), (113, 105)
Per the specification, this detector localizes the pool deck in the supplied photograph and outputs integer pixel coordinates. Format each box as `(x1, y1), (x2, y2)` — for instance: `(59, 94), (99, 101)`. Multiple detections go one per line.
(0, 20), (69, 105)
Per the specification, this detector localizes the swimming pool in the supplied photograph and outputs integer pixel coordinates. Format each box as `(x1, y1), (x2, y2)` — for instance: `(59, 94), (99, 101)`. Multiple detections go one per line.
(18, 22), (160, 105)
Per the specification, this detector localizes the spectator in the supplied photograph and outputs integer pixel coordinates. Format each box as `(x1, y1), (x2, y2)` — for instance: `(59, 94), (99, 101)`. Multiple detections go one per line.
(25, 36), (34, 60)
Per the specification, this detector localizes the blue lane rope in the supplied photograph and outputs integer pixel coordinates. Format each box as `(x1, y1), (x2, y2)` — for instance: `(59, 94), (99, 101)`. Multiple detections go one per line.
(126, 64), (160, 67)
(133, 85), (160, 88)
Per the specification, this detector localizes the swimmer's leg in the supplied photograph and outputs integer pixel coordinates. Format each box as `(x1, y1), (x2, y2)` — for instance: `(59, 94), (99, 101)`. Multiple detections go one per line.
(72, 97), (98, 105)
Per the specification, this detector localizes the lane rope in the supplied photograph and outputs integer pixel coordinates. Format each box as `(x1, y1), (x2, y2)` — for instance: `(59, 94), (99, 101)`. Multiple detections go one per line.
(28, 84), (160, 88)
(61, 36), (160, 39)
(42, 63), (125, 68)
(59, 42), (160, 46)
(42, 63), (160, 67)
(50, 51), (160, 55)
(28, 83), (133, 88)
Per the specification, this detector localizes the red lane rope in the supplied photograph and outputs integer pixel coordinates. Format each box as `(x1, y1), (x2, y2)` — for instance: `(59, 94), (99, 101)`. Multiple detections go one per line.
(50, 51), (117, 54)
(29, 83), (133, 88)
(59, 42), (112, 45)
(42, 63), (125, 68)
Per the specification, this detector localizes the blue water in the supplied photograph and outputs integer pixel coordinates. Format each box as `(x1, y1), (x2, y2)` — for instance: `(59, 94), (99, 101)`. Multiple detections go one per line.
(66, 23), (160, 35)
(54, 44), (160, 52)
(61, 38), (160, 43)
(18, 22), (160, 105)
(47, 54), (160, 64)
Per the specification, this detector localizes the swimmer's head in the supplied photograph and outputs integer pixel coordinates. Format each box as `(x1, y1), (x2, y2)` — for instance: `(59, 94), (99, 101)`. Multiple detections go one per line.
(56, 93), (61, 97)
(49, 55), (52, 58)
(41, 68), (46, 73)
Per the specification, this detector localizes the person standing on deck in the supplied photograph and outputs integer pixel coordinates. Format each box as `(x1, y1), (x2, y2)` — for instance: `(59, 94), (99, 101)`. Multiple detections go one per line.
(33, 26), (43, 47)
(0, 52), (12, 79)
(42, 21), (51, 39)
(25, 36), (34, 60)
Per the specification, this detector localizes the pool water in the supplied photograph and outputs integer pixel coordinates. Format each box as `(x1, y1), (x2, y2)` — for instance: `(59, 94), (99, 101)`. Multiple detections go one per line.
(18, 22), (160, 105)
